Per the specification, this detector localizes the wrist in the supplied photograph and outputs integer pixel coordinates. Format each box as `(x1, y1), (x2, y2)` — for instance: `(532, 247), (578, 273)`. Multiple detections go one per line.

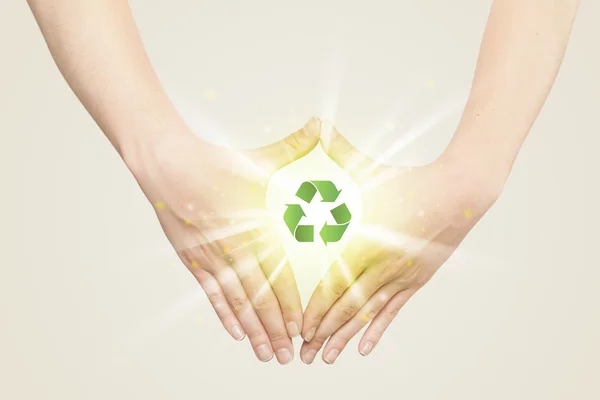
(438, 137), (510, 205)
(119, 120), (193, 185)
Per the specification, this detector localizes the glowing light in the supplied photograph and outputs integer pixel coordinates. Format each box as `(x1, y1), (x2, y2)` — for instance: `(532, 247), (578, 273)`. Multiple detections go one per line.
(464, 209), (473, 219)
(154, 201), (166, 210)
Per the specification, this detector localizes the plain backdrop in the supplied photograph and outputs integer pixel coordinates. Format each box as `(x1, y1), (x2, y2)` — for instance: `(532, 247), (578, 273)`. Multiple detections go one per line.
(1, 1), (599, 399)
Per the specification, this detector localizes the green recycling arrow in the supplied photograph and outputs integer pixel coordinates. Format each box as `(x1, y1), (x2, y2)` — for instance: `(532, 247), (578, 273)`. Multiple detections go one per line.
(283, 204), (314, 242)
(285, 181), (351, 244)
(295, 181), (342, 203)
(320, 203), (352, 245)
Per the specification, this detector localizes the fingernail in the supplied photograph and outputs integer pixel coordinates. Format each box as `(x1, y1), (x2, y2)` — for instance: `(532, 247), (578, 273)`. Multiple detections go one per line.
(303, 327), (316, 342)
(286, 322), (300, 338)
(256, 344), (273, 362)
(360, 341), (374, 356)
(324, 349), (340, 364)
(275, 348), (293, 365)
(301, 349), (317, 365)
(231, 325), (245, 341)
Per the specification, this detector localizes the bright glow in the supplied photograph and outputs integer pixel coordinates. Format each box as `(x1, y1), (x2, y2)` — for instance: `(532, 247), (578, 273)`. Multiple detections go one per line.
(266, 146), (363, 304)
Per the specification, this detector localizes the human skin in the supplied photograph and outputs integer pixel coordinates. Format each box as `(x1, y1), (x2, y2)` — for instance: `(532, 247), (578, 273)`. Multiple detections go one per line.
(26, 0), (323, 365)
(300, 0), (580, 364)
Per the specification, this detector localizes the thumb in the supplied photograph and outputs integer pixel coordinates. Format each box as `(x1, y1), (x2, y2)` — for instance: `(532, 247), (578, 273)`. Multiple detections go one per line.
(248, 117), (321, 173)
(320, 122), (376, 180)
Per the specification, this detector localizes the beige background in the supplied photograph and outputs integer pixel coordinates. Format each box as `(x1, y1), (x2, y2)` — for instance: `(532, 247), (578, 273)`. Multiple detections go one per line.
(1, 0), (599, 399)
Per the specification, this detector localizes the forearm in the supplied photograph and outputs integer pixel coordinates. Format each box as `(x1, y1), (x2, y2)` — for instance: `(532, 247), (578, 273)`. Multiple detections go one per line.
(27, 0), (187, 164)
(443, 0), (579, 188)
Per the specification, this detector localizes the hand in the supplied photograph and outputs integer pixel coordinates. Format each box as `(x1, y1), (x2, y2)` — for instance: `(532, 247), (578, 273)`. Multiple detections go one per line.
(129, 118), (321, 364)
(300, 126), (504, 364)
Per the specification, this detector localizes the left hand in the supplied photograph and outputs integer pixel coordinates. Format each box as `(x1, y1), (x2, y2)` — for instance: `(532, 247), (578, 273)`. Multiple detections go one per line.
(300, 126), (505, 364)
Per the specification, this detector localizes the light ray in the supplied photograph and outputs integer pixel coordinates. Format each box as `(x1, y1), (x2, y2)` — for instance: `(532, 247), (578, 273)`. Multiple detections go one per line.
(199, 218), (269, 244)
(227, 229), (279, 257)
(358, 223), (508, 268)
(356, 93), (465, 183)
(255, 255), (289, 300)
(343, 98), (408, 175)
(234, 242), (279, 279)
(201, 208), (271, 222)
(359, 224), (434, 254)
(359, 166), (408, 192)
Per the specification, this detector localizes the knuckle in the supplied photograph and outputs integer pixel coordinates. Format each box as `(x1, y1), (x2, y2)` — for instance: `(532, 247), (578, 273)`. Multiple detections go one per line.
(284, 133), (303, 151)
(338, 304), (358, 320)
(333, 335), (349, 346)
(268, 330), (289, 342)
(229, 296), (248, 312)
(207, 292), (225, 305)
(247, 330), (268, 342)
(252, 294), (277, 312)
(389, 307), (401, 317)
(311, 335), (326, 346)
(322, 281), (346, 298)
(366, 309), (378, 320)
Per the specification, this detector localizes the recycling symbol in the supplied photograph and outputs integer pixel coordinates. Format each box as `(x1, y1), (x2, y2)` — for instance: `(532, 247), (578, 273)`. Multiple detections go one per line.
(283, 181), (352, 245)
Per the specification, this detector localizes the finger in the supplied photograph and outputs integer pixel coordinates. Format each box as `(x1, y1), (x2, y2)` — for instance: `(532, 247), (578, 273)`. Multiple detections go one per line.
(247, 117), (321, 173)
(302, 256), (365, 343)
(320, 123), (378, 181)
(255, 238), (303, 338)
(320, 284), (400, 362)
(194, 268), (245, 341)
(301, 240), (383, 342)
(358, 288), (417, 356)
(183, 226), (277, 362)
(212, 265), (275, 363)
(221, 236), (294, 365)
(234, 254), (295, 365)
(299, 263), (393, 363)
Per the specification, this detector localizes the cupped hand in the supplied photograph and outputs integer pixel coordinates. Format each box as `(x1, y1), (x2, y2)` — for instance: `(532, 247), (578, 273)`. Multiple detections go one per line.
(300, 126), (504, 364)
(130, 118), (321, 364)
